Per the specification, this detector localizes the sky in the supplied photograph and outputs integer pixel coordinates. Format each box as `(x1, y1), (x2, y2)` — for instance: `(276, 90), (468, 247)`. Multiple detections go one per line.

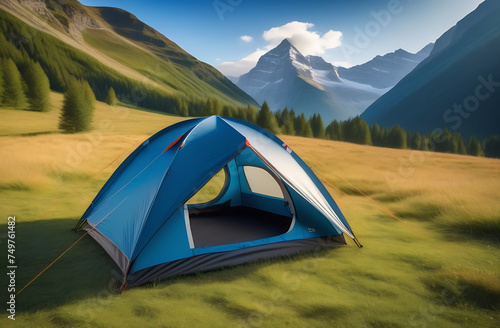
(80, 0), (484, 77)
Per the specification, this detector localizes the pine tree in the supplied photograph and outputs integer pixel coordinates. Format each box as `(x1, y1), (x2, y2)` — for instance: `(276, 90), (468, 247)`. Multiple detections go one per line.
(23, 60), (51, 112)
(83, 80), (95, 110)
(386, 124), (407, 149)
(370, 123), (382, 146)
(246, 105), (257, 124)
(0, 61), (4, 106)
(420, 136), (430, 151)
(467, 135), (483, 156)
(256, 101), (270, 127)
(256, 101), (280, 134)
(454, 132), (467, 155)
(342, 117), (372, 145)
(440, 129), (457, 153)
(280, 107), (295, 135)
(274, 109), (283, 127)
(294, 114), (313, 138)
(235, 107), (245, 121)
(107, 87), (117, 106)
(294, 112), (301, 136)
(414, 132), (422, 150)
(177, 99), (188, 117)
(289, 108), (296, 122)
(202, 99), (212, 116)
(2, 58), (27, 109)
(483, 135), (500, 158)
(310, 114), (325, 138)
(211, 99), (222, 116)
(326, 120), (342, 140)
(59, 78), (95, 133)
(222, 105), (232, 117)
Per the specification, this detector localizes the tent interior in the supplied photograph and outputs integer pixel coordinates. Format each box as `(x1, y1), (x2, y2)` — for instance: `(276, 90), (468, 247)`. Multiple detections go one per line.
(186, 158), (295, 248)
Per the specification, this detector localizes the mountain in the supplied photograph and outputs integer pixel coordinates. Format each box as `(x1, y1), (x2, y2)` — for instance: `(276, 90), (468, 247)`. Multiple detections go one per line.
(362, 0), (500, 139)
(236, 39), (432, 123)
(236, 39), (388, 123)
(226, 76), (240, 84)
(337, 44), (433, 89)
(0, 0), (257, 109)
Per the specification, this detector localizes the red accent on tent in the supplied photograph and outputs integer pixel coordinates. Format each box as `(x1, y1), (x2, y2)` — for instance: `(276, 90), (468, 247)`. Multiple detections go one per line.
(245, 139), (251, 147)
(164, 134), (184, 152)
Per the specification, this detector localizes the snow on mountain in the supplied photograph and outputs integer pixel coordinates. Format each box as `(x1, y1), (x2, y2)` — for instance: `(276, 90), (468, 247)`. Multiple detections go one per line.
(336, 44), (433, 89)
(236, 39), (415, 123)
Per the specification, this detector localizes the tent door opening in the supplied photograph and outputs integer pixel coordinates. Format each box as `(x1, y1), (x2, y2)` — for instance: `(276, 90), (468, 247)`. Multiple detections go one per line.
(186, 164), (295, 248)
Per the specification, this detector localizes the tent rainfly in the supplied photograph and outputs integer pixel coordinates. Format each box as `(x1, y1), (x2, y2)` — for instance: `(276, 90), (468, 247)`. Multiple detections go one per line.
(75, 116), (361, 288)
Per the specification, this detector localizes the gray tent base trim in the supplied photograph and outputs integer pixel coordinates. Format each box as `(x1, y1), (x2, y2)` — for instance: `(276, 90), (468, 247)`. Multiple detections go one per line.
(126, 235), (346, 287)
(83, 222), (130, 275)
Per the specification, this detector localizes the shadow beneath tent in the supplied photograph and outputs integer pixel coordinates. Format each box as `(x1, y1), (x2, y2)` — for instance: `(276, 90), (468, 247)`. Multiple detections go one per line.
(0, 218), (120, 312)
(139, 237), (346, 290)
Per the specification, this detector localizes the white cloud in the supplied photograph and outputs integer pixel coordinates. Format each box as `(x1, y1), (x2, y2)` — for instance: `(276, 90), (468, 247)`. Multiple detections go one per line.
(240, 35), (253, 43)
(263, 21), (342, 55)
(217, 49), (267, 77)
(217, 21), (342, 77)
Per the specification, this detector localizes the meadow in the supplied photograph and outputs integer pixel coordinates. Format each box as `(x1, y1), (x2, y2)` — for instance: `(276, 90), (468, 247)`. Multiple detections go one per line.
(0, 93), (499, 327)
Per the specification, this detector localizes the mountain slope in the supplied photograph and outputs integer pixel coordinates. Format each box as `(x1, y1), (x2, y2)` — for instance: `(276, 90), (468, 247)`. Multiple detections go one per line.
(89, 6), (256, 106)
(236, 39), (386, 123)
(0, 0), (257, 108)
(337, 44), (433, 89)
(361, 0), (500, 139)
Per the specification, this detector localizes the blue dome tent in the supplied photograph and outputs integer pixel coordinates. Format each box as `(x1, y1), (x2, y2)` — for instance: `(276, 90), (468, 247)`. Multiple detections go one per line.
(75, 116), (361, 288)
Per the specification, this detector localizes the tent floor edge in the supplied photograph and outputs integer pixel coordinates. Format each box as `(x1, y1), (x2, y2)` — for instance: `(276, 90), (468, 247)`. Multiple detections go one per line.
(126, 235), (346, 287)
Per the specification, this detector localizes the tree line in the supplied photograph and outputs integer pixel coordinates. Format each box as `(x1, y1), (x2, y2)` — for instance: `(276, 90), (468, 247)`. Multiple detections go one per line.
(0, 57), (50, 112)
(253, 101), (500, 159)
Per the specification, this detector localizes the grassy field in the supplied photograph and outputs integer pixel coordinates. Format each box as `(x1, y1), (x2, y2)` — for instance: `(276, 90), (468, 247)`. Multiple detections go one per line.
(0, 94), (499, 327)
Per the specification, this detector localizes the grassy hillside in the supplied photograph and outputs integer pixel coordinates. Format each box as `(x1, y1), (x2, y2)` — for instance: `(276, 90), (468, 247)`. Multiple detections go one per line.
(90, 6), (256, 107)
(0, 4), (257, 117)
(82, 28), (250, 107)
(0, 97), (499, 327)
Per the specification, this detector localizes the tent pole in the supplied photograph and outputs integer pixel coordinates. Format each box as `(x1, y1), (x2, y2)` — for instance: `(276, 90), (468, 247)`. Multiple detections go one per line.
(73, 219), (87, 232)
(353, 236), (363, 248)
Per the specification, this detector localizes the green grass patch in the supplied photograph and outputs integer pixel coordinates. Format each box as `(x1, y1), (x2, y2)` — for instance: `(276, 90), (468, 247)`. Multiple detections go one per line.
(335, 183), (378, 196)
(443, 218), (500, 244)
(373, 190), (420, 203)
(297, 303), (347, 319)
(132, 304), (159, 319)
(397, 254), (442, 272)
(423, 270), (500, 310)
(0, 181), (32, 191)
(392, 201), (443, 221)
(204, 295), (255, 318)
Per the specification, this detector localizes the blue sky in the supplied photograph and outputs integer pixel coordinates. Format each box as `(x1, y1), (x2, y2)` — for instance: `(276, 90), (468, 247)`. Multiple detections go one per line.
(80, 0), (484, 76)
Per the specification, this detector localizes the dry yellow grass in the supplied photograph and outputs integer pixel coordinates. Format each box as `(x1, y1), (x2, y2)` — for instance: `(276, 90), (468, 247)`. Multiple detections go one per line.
(0, 93), (183, 181)
(283, 136), (500, 234)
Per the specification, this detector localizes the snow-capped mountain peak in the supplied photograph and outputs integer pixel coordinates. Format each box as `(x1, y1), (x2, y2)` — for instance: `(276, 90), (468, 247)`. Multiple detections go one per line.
(236, 38), (431, 123)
